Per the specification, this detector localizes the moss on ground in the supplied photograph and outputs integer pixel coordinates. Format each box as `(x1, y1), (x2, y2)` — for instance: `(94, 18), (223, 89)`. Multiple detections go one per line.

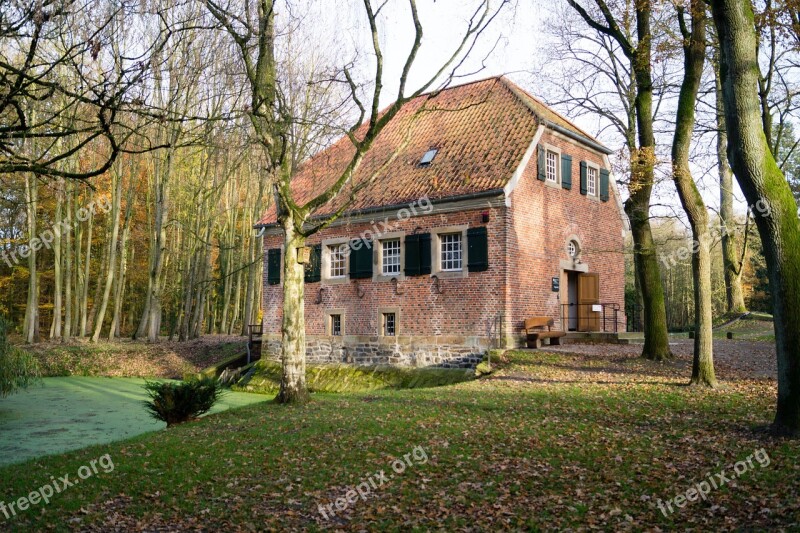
(232, 360), (475, 395)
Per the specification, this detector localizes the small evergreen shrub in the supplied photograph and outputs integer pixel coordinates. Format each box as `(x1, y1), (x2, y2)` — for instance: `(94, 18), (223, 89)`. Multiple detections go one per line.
(143, 377), (224, 426)
(0, 317), (40, 398)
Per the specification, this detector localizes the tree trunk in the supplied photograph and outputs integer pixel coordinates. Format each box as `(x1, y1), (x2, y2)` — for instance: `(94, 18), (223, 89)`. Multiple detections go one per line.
(63, 182), (73, 341)
(136, 150), (170, 342)
(626, 0), (672, 361)
(109, 224), (129, 340)
(276, 216), (309, 404)
(714, 57), (748, 315)
(109, 173), (135, 340)
(179, 251), (196, 342)
(712, 0), (800, 434)
(241, 233), (256, 336)
(23, 174), (39, 344)
(627, 208), (671, 360)
(242, 177), (266, 336)
(229, 249), (244, 334)
(79, 208), (93, 337)
(50, 181), (63, 339)
(91, 167), (122, 342)
(671, 0), (716, 387)
(88, 222), (108, 334)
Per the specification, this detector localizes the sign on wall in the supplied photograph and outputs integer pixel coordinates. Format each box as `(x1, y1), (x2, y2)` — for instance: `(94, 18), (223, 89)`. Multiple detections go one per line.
(551, 277), (560, 292)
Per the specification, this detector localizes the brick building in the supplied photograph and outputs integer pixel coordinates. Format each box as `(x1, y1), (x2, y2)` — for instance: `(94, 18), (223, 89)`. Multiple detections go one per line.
(256, 77), (627, 367)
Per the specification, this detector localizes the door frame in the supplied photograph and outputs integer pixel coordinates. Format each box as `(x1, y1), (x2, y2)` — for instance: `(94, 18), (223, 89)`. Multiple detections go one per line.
(559, 259), (589, 331)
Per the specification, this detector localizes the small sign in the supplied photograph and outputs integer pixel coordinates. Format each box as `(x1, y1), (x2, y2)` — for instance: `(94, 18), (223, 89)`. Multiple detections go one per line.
(592, 304), (602, 312)
(296, 246), (310, 264)
(551, 277), (560, 292)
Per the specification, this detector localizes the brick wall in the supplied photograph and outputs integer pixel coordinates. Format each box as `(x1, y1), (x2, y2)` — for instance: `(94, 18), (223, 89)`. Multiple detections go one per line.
(504, 130), (627, 341)
(260, 129), (627, 365)
(261, 203), (508, 366)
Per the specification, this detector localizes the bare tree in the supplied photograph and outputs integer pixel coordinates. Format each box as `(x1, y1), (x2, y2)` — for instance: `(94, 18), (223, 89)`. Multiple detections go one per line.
(203, 0), (505, 403)
(0, 0), (163, 179)
(670, 0), (716, 386)
(713, 50), (748, 315)
(565, 0), (673, 360)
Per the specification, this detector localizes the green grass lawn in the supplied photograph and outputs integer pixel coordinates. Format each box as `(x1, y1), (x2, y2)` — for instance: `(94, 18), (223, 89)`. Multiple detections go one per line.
(715, 318), (776, 342)
(1, 350), (798, 531)
(669, 317), (776, 342)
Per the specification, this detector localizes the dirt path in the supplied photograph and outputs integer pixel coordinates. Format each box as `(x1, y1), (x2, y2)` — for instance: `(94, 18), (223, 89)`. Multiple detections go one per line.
(546, 338), (776, 379)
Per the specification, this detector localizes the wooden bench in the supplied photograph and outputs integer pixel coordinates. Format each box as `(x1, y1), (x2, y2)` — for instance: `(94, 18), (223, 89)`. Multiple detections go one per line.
(524, 317), (566, 348)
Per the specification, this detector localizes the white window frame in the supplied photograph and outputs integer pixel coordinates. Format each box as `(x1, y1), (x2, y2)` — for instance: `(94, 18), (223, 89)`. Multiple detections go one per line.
(328, 245), (347, 278)
(324, 308), (346, 336)
(331, 314), (342, 336)
(321, 237), (350, 285)
(439, 233), (463, 272)
(381, 238), (402, 275)
(544, 144), (561, 186)
(587, 163), (599, 197)
(377, 307), (400, 337)
(431, 225), (469, 279)
(567, 239), (580, 259)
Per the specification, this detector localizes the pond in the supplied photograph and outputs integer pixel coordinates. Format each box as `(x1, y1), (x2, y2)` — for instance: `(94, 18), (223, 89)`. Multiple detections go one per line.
(0, 377), (269, 466)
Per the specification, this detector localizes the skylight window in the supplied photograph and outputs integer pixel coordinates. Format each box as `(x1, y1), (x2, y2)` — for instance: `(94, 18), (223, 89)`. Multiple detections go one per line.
(419, 148), (438, 167)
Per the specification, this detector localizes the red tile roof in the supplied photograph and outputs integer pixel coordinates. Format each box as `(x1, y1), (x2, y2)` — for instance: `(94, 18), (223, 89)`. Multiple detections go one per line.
(256, 76), (606, 227)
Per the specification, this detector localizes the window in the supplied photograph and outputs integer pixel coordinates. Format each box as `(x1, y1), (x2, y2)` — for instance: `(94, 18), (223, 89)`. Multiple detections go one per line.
(328, 244), (347, 278)
(382, 312), (396, 336)
(330, 314), (342, 336)
(440, 233), (463, 271)
(419, 148), (438, 167)
(568, 240), (580, 258)
(587, 166), (598, 196)
(381, 239), (401, 275)
(546, 150), (559, 183)
(325, 309), (345, 335)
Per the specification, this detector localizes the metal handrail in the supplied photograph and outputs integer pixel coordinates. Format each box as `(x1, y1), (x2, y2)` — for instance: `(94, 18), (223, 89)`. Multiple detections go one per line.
(559, 302), (621, 333)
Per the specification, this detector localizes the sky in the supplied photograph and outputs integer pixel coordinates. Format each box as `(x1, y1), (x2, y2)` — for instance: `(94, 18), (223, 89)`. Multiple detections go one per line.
(290, 0), (751, 223)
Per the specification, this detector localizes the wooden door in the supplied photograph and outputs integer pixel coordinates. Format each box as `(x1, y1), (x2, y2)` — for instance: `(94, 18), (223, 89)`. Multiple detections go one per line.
(578, 273), (600, 331)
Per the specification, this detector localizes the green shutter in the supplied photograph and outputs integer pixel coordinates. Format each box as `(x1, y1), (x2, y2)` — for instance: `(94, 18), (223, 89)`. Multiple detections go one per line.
(561, 154), (572, 190)
(349, 239), (373, 279)
(418, 233), (431, 274)
(600, 168), (610, 202)
(537, 146), (546, 181)
(267, 248), (281, 285)
(304, 244), (321, 283)
(404, 233), (431, 276)
(404, 234), (420, 276)
(467, 226), (489, 272)
(579, 161), (588, 195)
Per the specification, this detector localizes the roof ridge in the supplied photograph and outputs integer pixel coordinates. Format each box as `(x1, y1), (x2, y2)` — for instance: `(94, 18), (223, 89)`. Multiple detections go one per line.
(497, 77), (607, 149)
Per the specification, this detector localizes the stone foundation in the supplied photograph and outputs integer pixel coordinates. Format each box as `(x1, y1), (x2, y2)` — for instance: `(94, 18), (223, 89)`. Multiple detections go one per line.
(262, 335), (489, 368)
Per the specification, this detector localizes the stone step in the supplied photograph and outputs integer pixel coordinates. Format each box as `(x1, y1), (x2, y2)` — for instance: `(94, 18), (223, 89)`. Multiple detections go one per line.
(563, 331), (644, 345)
